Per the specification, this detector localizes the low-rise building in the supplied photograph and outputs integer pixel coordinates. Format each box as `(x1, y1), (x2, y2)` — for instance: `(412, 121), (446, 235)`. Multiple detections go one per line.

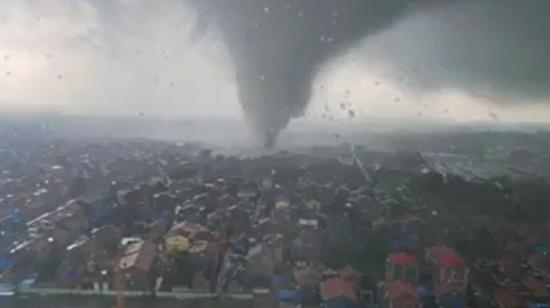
(385, 252), (419, 285)
(382, 281), (422, 308)
(426, 246), (469, 290)
(118, 240), (157, 290)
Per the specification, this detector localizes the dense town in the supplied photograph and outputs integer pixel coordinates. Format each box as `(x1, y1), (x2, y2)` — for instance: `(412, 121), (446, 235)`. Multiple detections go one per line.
(1, 131), (550, 308)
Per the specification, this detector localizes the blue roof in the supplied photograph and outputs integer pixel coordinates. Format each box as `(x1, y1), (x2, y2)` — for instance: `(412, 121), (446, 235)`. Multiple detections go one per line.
(272, 274), (289, 289)
(528, 303), (550, 308)
(278, 289), (304, 301)
(0, 259), (14, 268)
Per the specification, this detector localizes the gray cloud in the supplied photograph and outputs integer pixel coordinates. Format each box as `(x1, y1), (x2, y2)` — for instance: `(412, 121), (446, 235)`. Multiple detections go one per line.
(362, 1), (550, 102)
(2, 0), (549, 144)
(187, 0), (550, 146)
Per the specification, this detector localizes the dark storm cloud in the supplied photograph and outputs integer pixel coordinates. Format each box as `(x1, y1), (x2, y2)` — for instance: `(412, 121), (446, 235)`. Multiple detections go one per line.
(187, 0), (550, 146)
(188, 0), (458, 147)
(364, 0), (550, 103)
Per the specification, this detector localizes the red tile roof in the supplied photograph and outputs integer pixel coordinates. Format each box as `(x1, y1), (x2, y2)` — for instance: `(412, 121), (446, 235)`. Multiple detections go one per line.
(320, 277), (357, 302)
(521, 276), (546, 293)
(384, 281), (421, 302)
(389, 252), (419, 266)
(435, 282), (463, 297)
(428, 246), (465, 268)
(495, 288), (524, 308)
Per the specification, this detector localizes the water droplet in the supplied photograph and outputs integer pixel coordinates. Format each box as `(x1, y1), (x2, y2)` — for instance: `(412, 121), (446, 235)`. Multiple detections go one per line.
(264, 7), (270, 13)
(259, 75), (266, 81)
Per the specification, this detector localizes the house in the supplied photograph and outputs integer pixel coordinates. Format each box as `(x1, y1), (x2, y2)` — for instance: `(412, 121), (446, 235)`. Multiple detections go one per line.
(321, 276), (357, 307)
(385, 252), (419, 285)
(91, 225), (121, 254)
(517, 276), (550, 301)
(227, 205), (250, 234)
(245, 244), (274, 287)
(291, 228), (322, 262)
(294, 264), (323, 297)
(383, 281), (422, 308)
(118, 240), (157, 290)
(253, 288), (276, 308)
(147, 219), (169, 243)
(168, 221), (212, 241)
(26, 199), (90, 248)
(218, 194), (237, 210)
(495, 288), (525, 308)
(188, 240), (223, 285)
(527, 251), (550, 278)
(425, 246), (469, 289)
(435, 282), (468, 308)
(255, 218), (276, 237)
(153, 192), (177, 213)
(165, 235), (190, 254)
(56, 236), (91, 288)
(192, 271), (212, 292)
(339, 266), (361, 291)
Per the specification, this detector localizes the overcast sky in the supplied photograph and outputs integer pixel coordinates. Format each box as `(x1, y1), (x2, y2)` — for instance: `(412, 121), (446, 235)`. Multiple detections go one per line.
(1, 0), (549, 123)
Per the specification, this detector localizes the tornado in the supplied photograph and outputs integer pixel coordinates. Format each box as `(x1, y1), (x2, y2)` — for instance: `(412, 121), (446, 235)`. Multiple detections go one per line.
(188, 0), (451, 147)
(188, 0), (550, 147)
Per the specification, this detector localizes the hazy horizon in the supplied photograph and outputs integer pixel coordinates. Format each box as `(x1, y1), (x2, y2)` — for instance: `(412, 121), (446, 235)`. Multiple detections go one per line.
(1, 0), (550, 130)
